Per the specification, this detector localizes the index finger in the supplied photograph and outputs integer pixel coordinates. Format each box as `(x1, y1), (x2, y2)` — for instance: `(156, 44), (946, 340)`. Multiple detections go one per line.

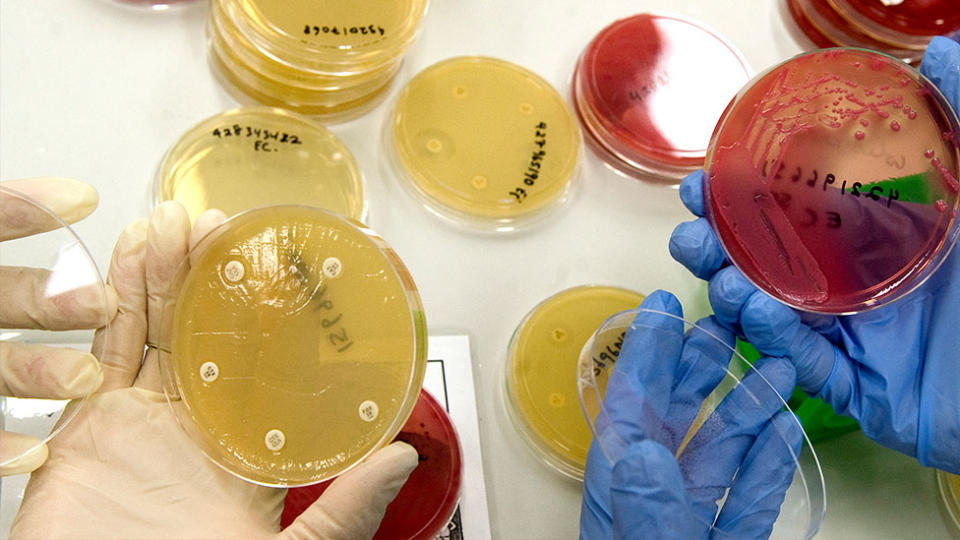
(0, 178), (98, 241)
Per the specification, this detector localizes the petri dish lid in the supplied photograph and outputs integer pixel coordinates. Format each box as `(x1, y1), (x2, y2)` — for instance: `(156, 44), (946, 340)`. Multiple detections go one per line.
(387, 56), (582, 233)
(0, 183), (112, 469)
(217, 0), (429, 75)
(503, 285), (646, 480)
(157, 205), (427, 486)
(705, 48), (960, 314)
(572, 13), (752, 181)
(577, 308), (826, 539)
(281, 389), (462, 539)
(156, 107), (366, 224)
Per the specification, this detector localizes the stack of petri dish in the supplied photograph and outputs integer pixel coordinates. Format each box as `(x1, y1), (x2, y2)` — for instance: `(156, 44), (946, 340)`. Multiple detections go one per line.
(209, 0), (429, 119)
(155, 107), (366, 224)
(784, 0), (960, 65)
(157, 205), (427, 487)
(704, 47), (960, 314)
(281, 390), (462, 539)
(571, 14), (752, 182)
(503, 286), (646, 480)
(386, 56), (582, 233)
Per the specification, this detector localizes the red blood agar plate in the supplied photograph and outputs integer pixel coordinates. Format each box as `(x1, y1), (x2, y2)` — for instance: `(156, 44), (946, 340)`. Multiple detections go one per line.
(571, 13), (752, 182)
(281, 389), (462, 539)
(832, 0), (960, 46)
(706, 48), (960, 314)
(785, 0), (923, 65)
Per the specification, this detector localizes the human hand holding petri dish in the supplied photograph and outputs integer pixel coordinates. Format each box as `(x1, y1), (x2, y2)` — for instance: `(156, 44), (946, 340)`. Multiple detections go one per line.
(0, 178), (117, 476)
(578, 291), (824, 539)
(11, 201), (422, 538)
(669, 38), (960, 473)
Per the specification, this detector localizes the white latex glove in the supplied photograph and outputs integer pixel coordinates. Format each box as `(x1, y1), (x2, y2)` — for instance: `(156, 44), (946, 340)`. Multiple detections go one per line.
(10, 202), (419, 539)
(0, 178), (118, 476)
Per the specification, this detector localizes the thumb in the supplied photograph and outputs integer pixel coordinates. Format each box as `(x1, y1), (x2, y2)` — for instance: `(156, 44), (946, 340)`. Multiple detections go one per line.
(278, 442), (419, 540)
(610, 440), (703, 540)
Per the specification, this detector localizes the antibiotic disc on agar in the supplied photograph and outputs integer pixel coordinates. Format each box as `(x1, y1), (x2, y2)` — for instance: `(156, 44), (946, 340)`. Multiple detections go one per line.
(281, 390), (462, 539)
(388, 56), (582, 231)
(572, 13), (752, 181)
(706, 48), (960, 314)
(156, 108), (365, 224)
(0, 185), (112, 469)
(577, 309), (826, 538)
(504, 286), (646, 480)
(157, 206), (426, 486)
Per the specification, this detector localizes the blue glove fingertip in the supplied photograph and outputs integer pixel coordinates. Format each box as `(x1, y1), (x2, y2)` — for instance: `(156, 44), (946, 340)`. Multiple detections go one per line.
(678, 169), (706, 217)
(921, 36), (960, 110)
(669, 219), (727, 280)
(639, 289), (683, 316)
(740, 294), (803, 358)
(708, 266), (759, 327)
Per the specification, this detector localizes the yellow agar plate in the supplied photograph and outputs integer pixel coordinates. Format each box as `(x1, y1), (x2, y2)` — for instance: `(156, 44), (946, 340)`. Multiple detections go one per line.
(224, 0), (428, 71)
(390, 57), (582, 228)
(157, 108), (365, 223)
(505, 286), (645, 479)
(158, 206), (426, 486)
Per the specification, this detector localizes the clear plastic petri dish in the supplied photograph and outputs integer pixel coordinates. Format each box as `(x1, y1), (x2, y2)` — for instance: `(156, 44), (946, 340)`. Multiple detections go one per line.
(387, 56), (583, 233)
(157, 205), (427, 487)
(938, 470), (960, 537)
(705, 48), (960, 314)
(208, 0), (428, 118)
(281, 389), (462, 539)
(156, 108), (366, 224)
(577, 308), (826, 539)
(503, 286), (646, 480)
(0, 183), (112, 471)
(784, 0), (926, 65)
(571, 13), (752, 182)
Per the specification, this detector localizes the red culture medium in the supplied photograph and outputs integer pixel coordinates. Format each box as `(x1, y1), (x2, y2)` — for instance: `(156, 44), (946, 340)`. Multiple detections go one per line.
(571, 13), (751, 181)
(706, 48), (960, 314)
(281, 389), (462, 539)
(837, 0), (960, 38)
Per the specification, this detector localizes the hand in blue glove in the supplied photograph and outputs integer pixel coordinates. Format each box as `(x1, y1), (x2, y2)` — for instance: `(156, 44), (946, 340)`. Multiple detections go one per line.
(580, 291), (807, 540)
(668, 36), (960, 474)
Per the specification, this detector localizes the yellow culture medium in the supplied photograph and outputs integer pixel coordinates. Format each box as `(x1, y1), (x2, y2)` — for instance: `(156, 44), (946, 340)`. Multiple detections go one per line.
(939, 470), (960, 536)
(210, 0), (427, 117)
(156, 108), (365, 224)
(389, 56), (582, 230)
(158, 206), (426, 486)
(505, 286), (646, 479)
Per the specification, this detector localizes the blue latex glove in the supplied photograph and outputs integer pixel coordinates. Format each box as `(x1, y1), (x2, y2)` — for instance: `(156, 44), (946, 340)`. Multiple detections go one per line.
(580, 291), (805, 539)
(668, 37), (960, 474)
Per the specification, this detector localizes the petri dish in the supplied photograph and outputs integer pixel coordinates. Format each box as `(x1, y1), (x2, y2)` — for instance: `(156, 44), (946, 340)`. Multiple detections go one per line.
(387, 56), (582, 232)
(503, 286), (646, 480)
(157, 205), (427, 486)
(572, 13), (752, 181)
(281, 389), (462, 539)
(577, 308), (826, 539)
(831, 0), (960, 49)
(0, 184), (112, 470)
(705, 48), (960, 314)
(209, 0), (428, 118)
(784, 0), (927, 65)
(939, 470), (960, 537)
(156, 108), (365, 224)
